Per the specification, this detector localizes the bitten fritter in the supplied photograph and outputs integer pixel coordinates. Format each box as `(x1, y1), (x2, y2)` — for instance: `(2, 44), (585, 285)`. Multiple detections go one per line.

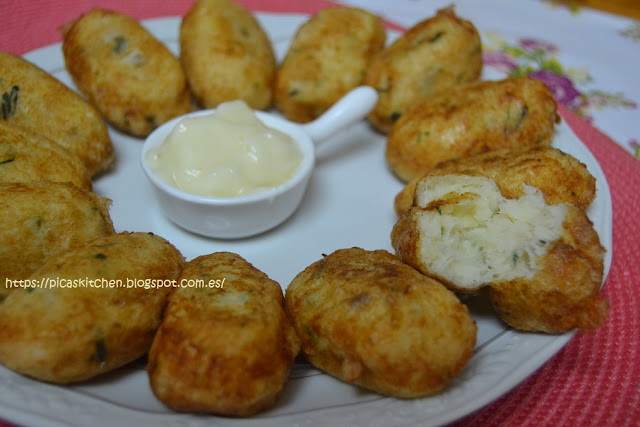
(392, 175), (569, 292)
(0, 51), (114, 176)
(394, 146), (597, 217)
(391, 175), (607, 333)
(0, 181), (114, 299)
(386, 77), (559, 182)
(61, 8), (193, 137)
(180, 0), (276, 110)
(148, 252), (299, 416)
(285, 247), (476, 398)
(274, 7), (386, 123)
(0, 232), (184, 384)
(365, 6), (482, 134)
(0, 121), (92, 191)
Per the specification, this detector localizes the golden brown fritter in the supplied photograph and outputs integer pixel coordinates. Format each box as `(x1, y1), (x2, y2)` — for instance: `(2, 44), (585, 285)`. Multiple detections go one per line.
(386, 77), (559, 182)
(180, 0), (276, 110)
(394, 146), (596, 217)
(274, 7), (386, 123)
(148, 252), (299, 416)
(285, 247), (476, 398)
(392, 175), (569, 293)
(0, 121), (92, 191)
(391, 174), (607, 333)
(365, 6), (482, 134)
(489, 205), (607, 333)
(61, 8), (193, 137)
(0, 51), (114, 176)
(0, 181), (114, 299)
(0, 232), (184, 384)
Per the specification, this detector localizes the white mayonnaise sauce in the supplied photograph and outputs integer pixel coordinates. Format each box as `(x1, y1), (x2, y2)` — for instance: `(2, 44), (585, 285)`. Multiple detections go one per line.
(146, 100), (302, 197)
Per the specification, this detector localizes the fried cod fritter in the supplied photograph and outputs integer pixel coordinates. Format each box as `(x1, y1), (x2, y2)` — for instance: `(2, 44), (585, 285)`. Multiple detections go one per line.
(0, 121), (92, 191)
(0, 232), (184, 384)
(391, 174), (607, 332)
(394, 146), (597, 217)
(0, 51), (114, 176)
(392, 175), (569, 292)
(285, 247), (476, 398)
(148, 252), (299, 416)
(386, 77), (559, 182)
(274, 7), (386, 123)
(61, 8), (193, 137)
(180, 0), (276, 110)
(365, 7), (482, 134)
(0, 182), (114, 299)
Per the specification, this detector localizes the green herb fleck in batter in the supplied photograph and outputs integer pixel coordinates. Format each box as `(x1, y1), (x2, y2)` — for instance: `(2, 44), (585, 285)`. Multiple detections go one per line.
(429, 31), (444, 43)
(504, 104), (529, 135)
(1, 85), (19, 119)
(113, 36), (128, 54)
(302, 324), (319, 346)
(91, 339), (108, 364)
(416, 130), (430, 145)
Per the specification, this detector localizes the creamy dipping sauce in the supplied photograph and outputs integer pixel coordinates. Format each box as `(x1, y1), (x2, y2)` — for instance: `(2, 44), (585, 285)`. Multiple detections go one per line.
(146, 100), (303, 198)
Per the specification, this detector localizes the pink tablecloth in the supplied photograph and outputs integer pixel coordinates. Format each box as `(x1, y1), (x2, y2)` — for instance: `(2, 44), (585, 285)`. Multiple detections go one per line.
(1, 1), (638, 425)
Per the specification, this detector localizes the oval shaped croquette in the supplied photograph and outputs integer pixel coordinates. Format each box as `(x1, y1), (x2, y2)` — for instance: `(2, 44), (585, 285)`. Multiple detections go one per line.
(0, 232), (184, 383)
(274, 7), (386, 123)
(0, 181), (114, 299)
(386, 77), (559, 182)
(148, 252), (299, 416)
(285, 247), (476, 398)
(61, 8), (193, 137)
(0, 51), (114, 176)
(365, 7), (482, 134)
(180, 0), (276, 110)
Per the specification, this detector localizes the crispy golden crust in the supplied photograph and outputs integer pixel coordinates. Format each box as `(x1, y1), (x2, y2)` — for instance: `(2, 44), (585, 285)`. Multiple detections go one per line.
(0, 51), (114, 177)
(148, 252), (300, 416)
(365, 6), (482, 134)
(394, 146), (597, 217)
(386, 77), (559, 182)
(0, 182), (114, 299)
(61, 8), (193, 137)
(392, 175), (607, 333)
(390, 214), (434, 286)
(0, 232), (184, 384)
(180, 0), (276, 110)
(489, 205), (607, 333)
(0, 121), (92, 191)
(284, 248), (476, 398)
(274, 7), (386, 123)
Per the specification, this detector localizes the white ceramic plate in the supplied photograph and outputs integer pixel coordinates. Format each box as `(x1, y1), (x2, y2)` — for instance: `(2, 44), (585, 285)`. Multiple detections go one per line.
(0, 12), (612, 427)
